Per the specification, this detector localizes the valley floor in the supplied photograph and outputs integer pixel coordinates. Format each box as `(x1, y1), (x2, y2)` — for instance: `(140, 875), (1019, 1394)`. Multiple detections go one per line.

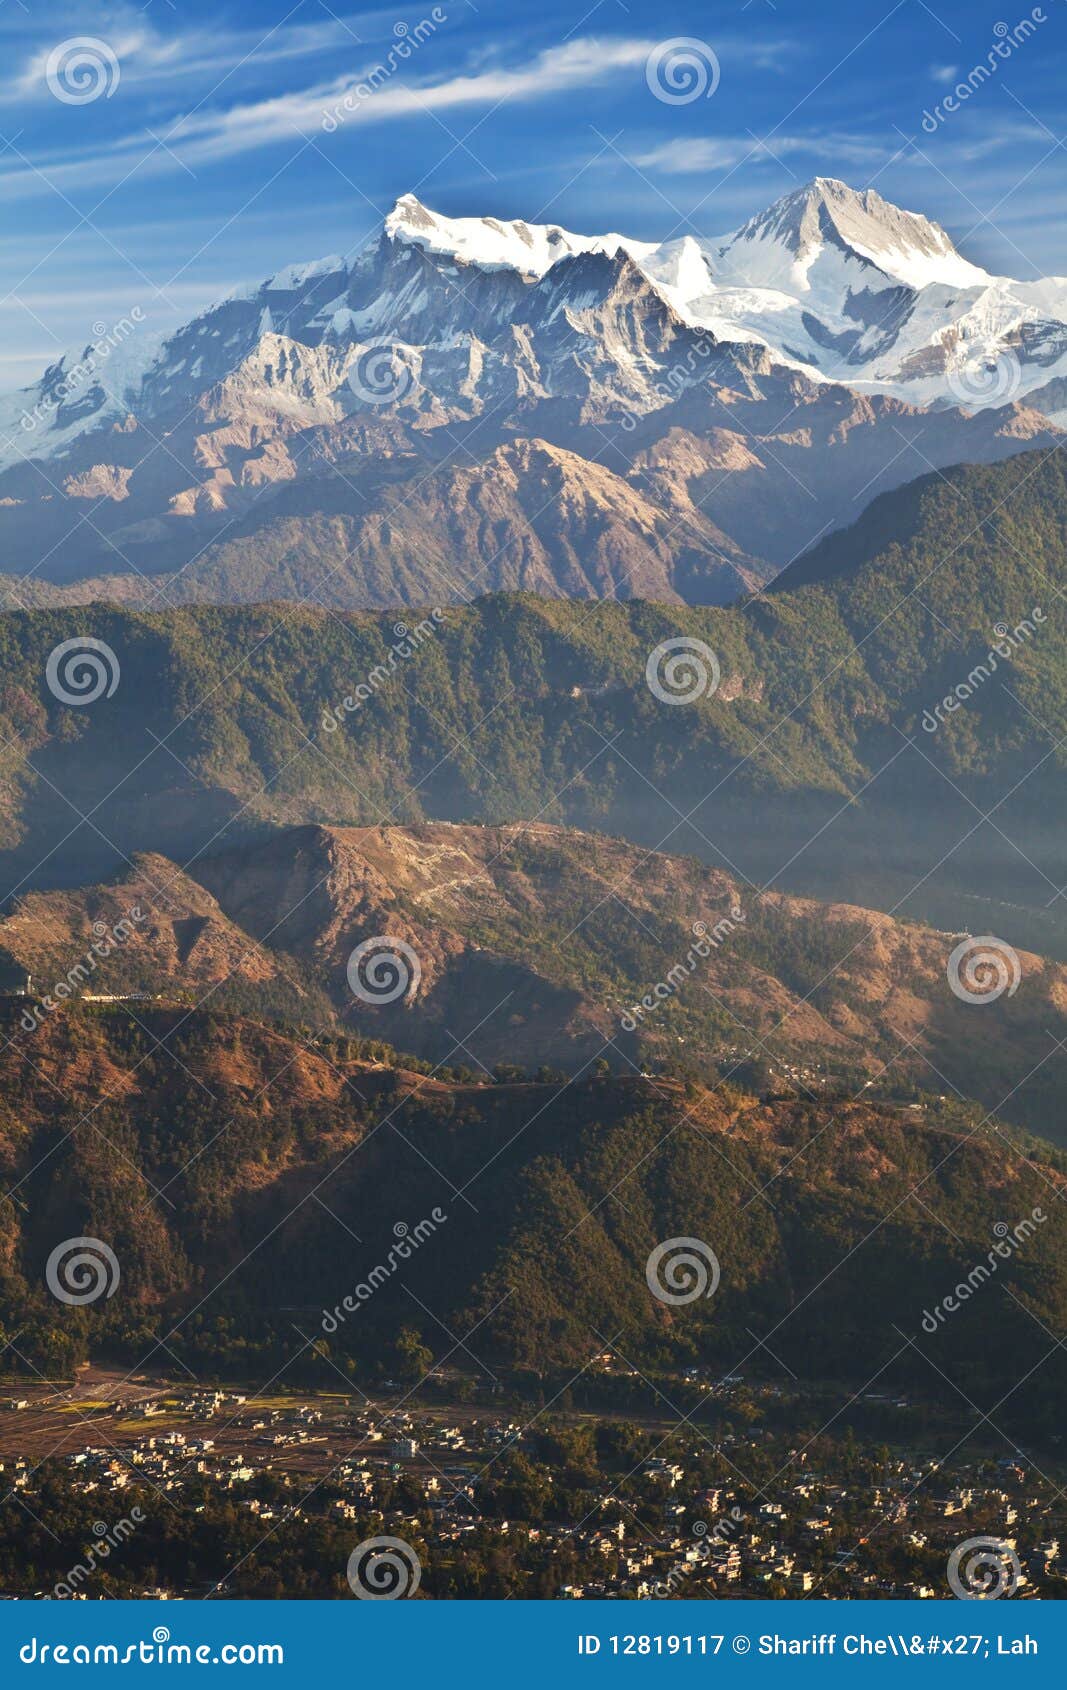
(1, 1363), (1065, 1602)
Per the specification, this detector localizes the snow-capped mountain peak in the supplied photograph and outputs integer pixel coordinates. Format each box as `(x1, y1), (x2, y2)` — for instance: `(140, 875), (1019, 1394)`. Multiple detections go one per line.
(0, 179), (1060, 612)
(3, 178), (1066, 487)
(382, 192), (653, 278)
(713, 176), (991, 293)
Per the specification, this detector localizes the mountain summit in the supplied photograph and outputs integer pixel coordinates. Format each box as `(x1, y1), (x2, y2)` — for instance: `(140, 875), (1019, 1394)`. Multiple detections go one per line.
(369, 178), (1062, 409)
(713, 176), (990, 291)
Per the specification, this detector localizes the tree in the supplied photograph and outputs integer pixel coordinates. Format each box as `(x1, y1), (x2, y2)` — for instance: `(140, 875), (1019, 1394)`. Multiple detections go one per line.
(393, 1326), (433, 1384)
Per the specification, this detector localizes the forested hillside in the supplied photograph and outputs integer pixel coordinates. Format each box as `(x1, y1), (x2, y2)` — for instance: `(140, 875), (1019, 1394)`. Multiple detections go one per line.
(0, 1002), (1063, 1432)
(0, 448), (1063, 949)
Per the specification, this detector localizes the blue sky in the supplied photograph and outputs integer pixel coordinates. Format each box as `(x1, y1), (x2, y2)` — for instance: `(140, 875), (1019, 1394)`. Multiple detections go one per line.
(0, 0), (1063, 388)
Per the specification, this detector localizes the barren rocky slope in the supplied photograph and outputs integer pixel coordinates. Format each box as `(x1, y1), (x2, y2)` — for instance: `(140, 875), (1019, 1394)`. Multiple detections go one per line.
(5, 820), (1066, 1136)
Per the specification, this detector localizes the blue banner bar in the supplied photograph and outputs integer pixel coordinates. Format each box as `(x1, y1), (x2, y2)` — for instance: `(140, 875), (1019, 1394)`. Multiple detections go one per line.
(3, 1599), (1061, 1683)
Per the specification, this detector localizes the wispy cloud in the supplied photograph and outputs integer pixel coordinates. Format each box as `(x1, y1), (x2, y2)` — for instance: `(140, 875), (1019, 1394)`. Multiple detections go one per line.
(0, 34), (661, 196)
(170, 36), (657, 162)
(633, 117), (1050, 178)
(5, 7), (407, 101)
(633, 133), (891, 175)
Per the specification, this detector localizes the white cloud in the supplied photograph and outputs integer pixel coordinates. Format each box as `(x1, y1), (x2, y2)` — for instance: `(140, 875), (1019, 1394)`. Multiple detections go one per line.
(167, 36), (657, 163)
(5, 7), (408, 101)
(0, 34), (661, 195)
(633, 133), (890, 175)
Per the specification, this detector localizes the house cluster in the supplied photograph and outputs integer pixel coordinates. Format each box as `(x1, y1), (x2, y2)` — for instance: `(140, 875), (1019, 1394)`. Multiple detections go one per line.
(543, 1452), (1063, 1600)
(8, 1386), (1064, 1602)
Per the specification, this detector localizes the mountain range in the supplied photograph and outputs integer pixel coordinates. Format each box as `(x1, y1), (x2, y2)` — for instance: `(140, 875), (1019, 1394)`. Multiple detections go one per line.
(0, 447), (1063, 948)
(2, 439), (1066, 1141)
(1, 202), (1066, 1428)
(0, 179), (1061, 609)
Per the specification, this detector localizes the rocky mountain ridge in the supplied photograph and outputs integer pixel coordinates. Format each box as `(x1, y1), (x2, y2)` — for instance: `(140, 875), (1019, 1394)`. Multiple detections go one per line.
(0, 180), (1059, 607)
